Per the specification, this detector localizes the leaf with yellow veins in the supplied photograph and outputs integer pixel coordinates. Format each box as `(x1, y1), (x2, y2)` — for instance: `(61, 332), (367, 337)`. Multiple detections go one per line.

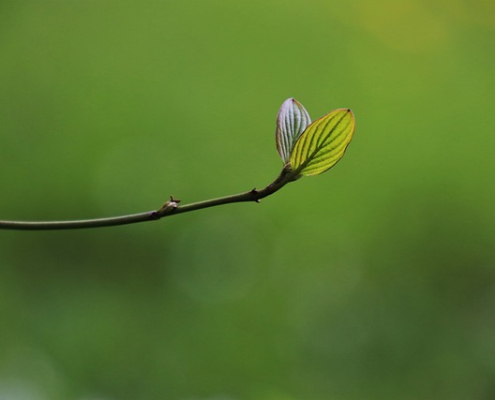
(289, 108), (355, 177)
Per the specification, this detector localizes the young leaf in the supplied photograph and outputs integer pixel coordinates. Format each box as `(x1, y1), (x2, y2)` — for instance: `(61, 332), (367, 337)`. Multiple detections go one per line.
(289, 108), (355, 177)
(276, 98), (311, 164)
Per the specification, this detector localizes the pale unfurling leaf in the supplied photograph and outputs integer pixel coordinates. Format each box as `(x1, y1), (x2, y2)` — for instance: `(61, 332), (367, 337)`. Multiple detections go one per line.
(275, 98), (311, 164)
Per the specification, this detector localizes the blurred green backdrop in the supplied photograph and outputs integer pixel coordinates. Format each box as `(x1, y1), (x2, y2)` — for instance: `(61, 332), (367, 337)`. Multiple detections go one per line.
(1, 1), (495, 399)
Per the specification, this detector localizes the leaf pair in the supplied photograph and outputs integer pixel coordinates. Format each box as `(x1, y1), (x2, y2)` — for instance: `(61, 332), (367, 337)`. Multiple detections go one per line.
(276, 98), (355, 177)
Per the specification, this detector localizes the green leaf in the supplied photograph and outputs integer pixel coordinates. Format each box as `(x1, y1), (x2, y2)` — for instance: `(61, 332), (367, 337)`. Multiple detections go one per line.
(276, 98), (311, 164)
(289, 108), (355, 176)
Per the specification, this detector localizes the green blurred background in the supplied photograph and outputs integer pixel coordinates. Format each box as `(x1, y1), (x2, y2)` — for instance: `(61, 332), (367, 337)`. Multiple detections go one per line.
(1, 1), (495, 399)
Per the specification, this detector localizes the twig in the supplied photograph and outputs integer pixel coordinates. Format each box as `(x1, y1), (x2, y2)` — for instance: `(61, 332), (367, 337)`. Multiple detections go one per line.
(0, 166), (297, 231)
